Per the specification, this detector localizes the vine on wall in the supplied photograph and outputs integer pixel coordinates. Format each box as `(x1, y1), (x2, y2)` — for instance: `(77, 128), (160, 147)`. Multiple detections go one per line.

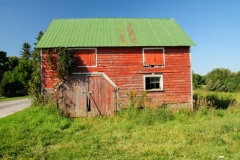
(45, 48), (77, 81)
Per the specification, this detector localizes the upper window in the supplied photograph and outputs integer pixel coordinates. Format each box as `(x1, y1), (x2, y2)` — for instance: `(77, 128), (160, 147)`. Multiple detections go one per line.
(144, 74), (163, 91)
(73, 48), (97, 67)
(143, 48), (165, 67)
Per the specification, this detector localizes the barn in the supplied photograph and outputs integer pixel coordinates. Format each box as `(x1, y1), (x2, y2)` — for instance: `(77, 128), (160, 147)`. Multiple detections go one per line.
(36, 18), (195, 117)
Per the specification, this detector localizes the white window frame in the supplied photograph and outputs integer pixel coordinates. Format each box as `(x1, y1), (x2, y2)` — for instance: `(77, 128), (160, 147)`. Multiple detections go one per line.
(142, 48), (165, 67)
(71, 48), (97, 68)
(143, 74), (164, 91)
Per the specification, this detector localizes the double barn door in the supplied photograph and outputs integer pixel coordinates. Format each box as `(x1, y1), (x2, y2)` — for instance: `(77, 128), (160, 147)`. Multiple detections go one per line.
(56, 74), (117, 117)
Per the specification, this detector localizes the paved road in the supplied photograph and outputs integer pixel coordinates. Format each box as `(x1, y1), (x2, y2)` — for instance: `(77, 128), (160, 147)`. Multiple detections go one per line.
(0, 98), (31, 118)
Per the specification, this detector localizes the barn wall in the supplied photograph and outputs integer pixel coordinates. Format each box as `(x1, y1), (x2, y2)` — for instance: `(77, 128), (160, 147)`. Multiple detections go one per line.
(42, 47), (191, 107)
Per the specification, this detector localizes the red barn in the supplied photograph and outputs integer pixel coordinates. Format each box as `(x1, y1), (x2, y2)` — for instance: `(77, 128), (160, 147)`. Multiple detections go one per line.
(37, 18), (195, 117)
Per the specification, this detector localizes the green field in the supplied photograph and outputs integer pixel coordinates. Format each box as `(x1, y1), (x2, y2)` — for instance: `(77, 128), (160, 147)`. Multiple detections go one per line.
(1, 98), (240, 159)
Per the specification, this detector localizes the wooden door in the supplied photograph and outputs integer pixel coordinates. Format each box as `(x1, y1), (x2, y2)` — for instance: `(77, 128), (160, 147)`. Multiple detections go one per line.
(56, 74), (87, 117)
(87, 75), (116, 117)
(56, 74), (117, 117)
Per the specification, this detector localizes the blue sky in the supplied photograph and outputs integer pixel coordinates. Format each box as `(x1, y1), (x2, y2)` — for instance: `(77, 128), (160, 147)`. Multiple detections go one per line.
(0, 0), (239, 75)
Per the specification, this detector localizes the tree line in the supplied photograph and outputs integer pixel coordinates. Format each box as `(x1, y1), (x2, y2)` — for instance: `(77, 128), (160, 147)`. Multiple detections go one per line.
(0, 31), (43, 99)
(193, 68), (240, 92)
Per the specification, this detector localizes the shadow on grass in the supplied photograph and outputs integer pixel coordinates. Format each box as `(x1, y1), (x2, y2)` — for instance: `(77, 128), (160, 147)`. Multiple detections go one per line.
(193, 93), (236, 109)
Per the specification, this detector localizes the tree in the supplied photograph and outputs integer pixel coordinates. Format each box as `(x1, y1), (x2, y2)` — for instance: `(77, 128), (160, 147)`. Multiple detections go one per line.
(20, 42), (32, 59)
(6, 56), (19, 71)
(33, 31), (43, 46)
(0, 59), (33, 97)
(0, 71), (24, 97)
(205, 68), (240, 92)
(192, 72), (204, 89)
(29, 31), (44, 104)
(0, 51), (8, 82)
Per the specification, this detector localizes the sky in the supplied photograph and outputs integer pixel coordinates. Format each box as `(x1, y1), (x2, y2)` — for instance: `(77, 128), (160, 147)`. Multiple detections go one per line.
(0, 0), (239, 75)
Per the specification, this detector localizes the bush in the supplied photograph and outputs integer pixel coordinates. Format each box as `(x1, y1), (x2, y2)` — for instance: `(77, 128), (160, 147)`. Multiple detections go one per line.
(1, 81), (25, 97)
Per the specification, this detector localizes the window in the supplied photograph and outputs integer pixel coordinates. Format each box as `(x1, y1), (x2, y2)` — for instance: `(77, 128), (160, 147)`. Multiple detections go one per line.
(144, 74), (163, 91)
(143, 48), (165, 67)
(73, 48), (97, 67)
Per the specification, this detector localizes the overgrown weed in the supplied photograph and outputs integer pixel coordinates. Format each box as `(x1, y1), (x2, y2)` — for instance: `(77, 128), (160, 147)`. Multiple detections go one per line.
(193, 90), (238, 109)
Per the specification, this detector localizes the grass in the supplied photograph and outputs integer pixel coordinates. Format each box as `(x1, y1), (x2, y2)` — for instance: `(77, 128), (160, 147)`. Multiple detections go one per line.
(193, 90), (240, 109)
(0, 95), (31, 102)
(1, 103), (240, 159)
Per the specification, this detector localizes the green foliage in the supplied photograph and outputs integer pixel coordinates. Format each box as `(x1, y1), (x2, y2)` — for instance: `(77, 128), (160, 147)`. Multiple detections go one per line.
(0, 51), (8, 82)
(29, 31), (44, 105)
(45, 48), (77, 81)
(193, 90), (238, 109)
(0, 59), (33, 97)
(125, 91), (148, 108)
(14, 59), (33, 86)
(118, 107), (175, 125)
(192, 72), (205, 88)
(20, 42), (32, 59)
(125, 91), (138, 108)
(0, 45), (33, 97)
(6, 56), (19, 71)
(1, 104), (240, 159)
(205, 68), (240, 92)
(1, 81), (24, 97)
(29, 32), (76, 104)
(56, 48), (77, 80)
(0, 53), (20, 96)
(33, 31), (43, 46)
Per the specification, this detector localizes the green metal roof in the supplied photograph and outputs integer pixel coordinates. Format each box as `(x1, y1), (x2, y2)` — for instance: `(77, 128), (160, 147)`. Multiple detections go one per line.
(37, 18), (195, 48)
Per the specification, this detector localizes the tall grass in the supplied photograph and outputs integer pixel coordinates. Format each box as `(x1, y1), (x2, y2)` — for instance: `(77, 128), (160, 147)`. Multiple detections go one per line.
(1, 103), (240, 159)
(193, 90), (240, 110)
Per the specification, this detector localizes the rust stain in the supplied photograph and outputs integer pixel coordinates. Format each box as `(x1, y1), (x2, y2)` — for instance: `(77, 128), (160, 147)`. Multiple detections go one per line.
(117, 20), (126, 44)
(119, 34), (125, 43)
(127, 22), (138, 45)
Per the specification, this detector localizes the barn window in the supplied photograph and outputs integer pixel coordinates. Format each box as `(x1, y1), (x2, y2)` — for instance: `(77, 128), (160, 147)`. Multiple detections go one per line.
(143, 48), (165, 67)
(144, 74), (163, 91)
(73, 48), (97, 67)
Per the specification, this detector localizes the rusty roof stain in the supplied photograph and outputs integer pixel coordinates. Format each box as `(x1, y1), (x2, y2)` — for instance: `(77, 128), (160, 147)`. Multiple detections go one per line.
(127, 22), (138, 45)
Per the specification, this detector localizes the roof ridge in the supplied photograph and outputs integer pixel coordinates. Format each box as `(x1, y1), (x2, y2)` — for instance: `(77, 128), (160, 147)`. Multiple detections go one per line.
(52, 18), (174, 21)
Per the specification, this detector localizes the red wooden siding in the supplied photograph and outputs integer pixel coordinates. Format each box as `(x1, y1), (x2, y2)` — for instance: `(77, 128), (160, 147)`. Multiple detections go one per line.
(73, 49), (96, 66)
(42, 52), (59, 89)
(42, 47), (191, 108)
(144, 49), (164, 66)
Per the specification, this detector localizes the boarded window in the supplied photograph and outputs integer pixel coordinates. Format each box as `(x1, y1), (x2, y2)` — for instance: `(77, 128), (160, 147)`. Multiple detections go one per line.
(144, 74), (163, 91)
(143, 48), (164, 66)
(73, 49), (96, 67)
